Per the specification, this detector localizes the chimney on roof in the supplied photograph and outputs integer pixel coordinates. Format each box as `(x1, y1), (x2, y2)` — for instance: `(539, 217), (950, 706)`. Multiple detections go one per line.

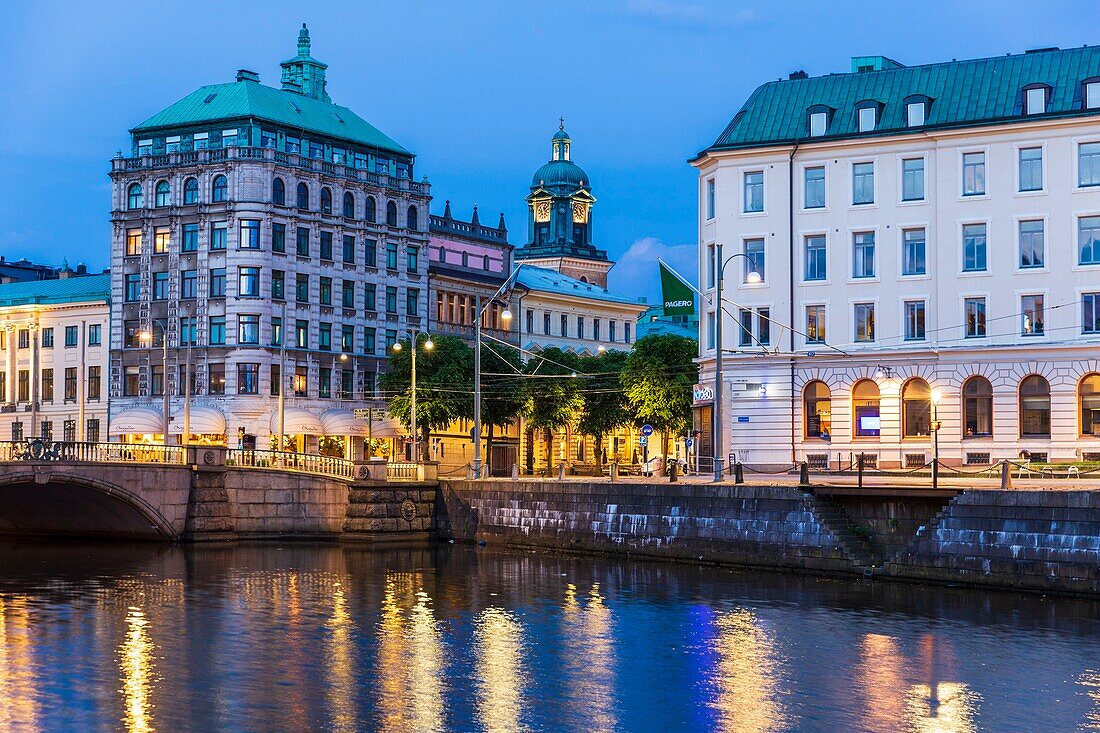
(236, 69), (260, 83)
(76, 264), (87, 275)
(788, 70), (808, 80)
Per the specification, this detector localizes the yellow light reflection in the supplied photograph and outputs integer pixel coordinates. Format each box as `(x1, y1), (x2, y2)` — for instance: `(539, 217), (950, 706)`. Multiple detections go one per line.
(905, 682), (979, 733)
(325, 581), (358, 733)
(0, 596), (38, 730)
(376, 574), (445, 733)
(119, 606), (156, 733)
(709, 608), (788, 733)
(561, 583), (617, 733)
(857, 633), (907, 732)
(474, 607), (527, 733)
(1080, 671), (1100, 731)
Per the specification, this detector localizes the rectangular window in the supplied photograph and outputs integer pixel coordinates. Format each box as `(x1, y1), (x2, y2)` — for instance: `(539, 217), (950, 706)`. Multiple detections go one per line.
(593, 318), (601, 341)
(901, 158), (924, 201)
(609, 321), (617, 342)
(1084, 293), (1100, 334)
(154, 226), (170, 254)
(744, 238), (764, 282)
(852, 232), (875, 278)
(1080, 142), (1100, 187)
(238, 266), (260, 297)
(804, 235), (826, 281)
(272, 223), (286, 253)
(738, 309), (753, 347)
(319, 323), (332, 351)
(743, 171), (764, 212)
(577, 316), (585, 337)
(209, 316), (226, 345)
(364, 239), (377, 266)
(1019, 147), (1043, 191)
(125, 273), (141, 302)
(16, 330), (28, 350)
(177, 224), (197, 253)
(364, 284), (376, 311)
(123, 366), (139, 396)
(341, 280), (355, 308)
(319, 277), (332, 305)
(757, 308), (770, 346)
(239, 219), (260, 250)
(342, 235), (355, 263)
(385, 329), (397, 351)
(296, 227), (310, 257)
(706, 311), (716, 350)
(385, 286), (397, 314)
(809, 111), (827, 137)
(176, 269), (196, 299)
(320, 231), (333, 260)
(407, 246), (419, 273)
(364, 327), (377, 354)
(17, 370), (29, 402)
(285, 136), (300, 154)
(153, 271), (170, 300)
(180, 316), (197, 346)
(706, 244), (716, 289)
(42, 328), (54, 348)
(806, 305), (825, 343)
(407, 288), (419, 316)
(1079, 215), (1100, 265)
(296, 274), (309, 303)
(87, 366), (101, 401)
(41, 369), (53, 402)
(560, 314), (569, 337)
(237, 363), (259, 394)
(853, 162), (874, 204)
(62, 368), (76, 401)
(271, 270), (285, 300)
(341, 325), (354, 352)
(295, 320), (308, 349)
(64, 325), (78, 347)
(386, 242), (399, 269)
(858, 106), (876, 132)
(902, 229), (926, 276)
(270, 317), (283, 347)
(854, 303), (875, 342)
(525, 310), (533, 334)
(1019, 220), (1045, 269)
(962, 223), (987, 272)
(543, 312), (552, 336)
(705, 178), (715, 219)
(318, 367), (332, 398)
(1088, 81), (1100, 110)
(88, 324), (101, 346)
(906, 102), (925, 127)
(210, 267), (226, 297)
(804, 166), (825, 209)
(291, 366), (307, 397)
(211, 221), (227, 250)
(209, 364), (225, 395)
(1022, 295), (1044, 336)
(624, 322), (632, 343)
(904, 301), (926, 341)
(126, 229), (141, 256)
(238, 314), (260, 344)
(1025, 86), (1046, 115)
(962, 152), (986, 196)
(965, 297), (986, 338)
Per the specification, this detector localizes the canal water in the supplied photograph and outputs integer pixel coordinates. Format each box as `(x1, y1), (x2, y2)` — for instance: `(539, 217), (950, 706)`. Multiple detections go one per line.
(0, 542), (1098, 732)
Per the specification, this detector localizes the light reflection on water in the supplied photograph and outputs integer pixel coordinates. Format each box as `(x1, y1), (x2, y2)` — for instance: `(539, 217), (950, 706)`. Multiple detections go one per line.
(0, 542), (1097, 732)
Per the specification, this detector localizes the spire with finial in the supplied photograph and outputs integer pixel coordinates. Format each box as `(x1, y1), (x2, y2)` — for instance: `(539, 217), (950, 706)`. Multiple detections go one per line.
(280, 23), (331, 102)
(297, 23), (311, 56)
(471, 204), (480, 226)
(443, 200), (452, 219)
(498, 212), (507, 233)
(559, 116), (565, 131)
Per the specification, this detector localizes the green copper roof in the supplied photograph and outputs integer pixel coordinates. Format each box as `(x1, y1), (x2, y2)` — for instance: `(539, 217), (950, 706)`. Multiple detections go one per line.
(706, 46), (1100, 154)
(516, 265), (642, 307)
(132, 80), (410, 156)
(0, 274), (110, 308)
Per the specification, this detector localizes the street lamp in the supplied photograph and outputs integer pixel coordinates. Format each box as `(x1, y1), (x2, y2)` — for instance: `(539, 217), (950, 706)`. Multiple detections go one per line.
(931, 388), (943, 489)
(392, 332), (433, 461)
(472, 264), (522, 479)
(712, 246), (763, 482)
(138, 319), (170, 444)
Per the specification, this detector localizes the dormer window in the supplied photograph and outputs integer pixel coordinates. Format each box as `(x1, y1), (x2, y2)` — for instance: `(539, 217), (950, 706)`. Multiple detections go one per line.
(854, 100), (882, 133)
(807, 105), (832, 137)
(903, 95), (932, 128)
(1023, 84), (1050, 115)
(1084, 78), (1100, 109)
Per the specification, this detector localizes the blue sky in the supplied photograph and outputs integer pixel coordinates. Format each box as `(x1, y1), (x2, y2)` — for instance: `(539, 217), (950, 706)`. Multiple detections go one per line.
(1, 1), (1096, 301)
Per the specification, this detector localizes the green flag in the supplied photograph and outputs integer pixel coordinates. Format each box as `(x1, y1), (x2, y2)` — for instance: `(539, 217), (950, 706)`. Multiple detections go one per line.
(659, 261), (695, 316)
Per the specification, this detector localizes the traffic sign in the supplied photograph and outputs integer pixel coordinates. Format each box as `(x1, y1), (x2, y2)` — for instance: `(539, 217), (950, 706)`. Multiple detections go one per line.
(641, 424), (654, 437)
(686, 438), (693, 448)
(354, 408), (388, 421)
(638, 435), (649, 447)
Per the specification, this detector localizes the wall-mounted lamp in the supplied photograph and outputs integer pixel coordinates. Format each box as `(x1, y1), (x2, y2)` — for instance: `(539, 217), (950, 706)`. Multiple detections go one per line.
(874, 365), (893, 379)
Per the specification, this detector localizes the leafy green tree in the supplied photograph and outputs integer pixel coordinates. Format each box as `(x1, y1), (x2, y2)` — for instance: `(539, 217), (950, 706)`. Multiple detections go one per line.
(478, 342), (526, 473)
(380, 334), (472, 461)
(621, 334), (699, 459)
(576, 349), (631, 467)
(521, 347), (582, 473)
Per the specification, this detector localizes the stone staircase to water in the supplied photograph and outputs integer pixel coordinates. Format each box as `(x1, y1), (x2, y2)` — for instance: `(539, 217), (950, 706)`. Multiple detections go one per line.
(805, 496), (882, 571)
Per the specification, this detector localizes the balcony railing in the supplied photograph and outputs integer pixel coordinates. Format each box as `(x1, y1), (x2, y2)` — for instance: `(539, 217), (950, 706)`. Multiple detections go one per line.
(113, 147), (429, 196)
(0, 440), (186, 465)
(226, 448), (354, 480)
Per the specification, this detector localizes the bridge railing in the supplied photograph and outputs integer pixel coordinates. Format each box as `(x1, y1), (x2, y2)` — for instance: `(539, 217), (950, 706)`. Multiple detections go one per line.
(226, 449), (355, 480)
(386, 461), (420, 481)
(0, 440), (186, 465)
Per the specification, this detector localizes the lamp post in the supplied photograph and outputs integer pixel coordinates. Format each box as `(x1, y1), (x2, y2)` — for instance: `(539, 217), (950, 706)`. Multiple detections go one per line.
(931, 388), (943, 489)
(712, 246), (763, 482)
(138, 319), (170, 444)
(391, 331), (433, 461)
(472, 264), (522, 479)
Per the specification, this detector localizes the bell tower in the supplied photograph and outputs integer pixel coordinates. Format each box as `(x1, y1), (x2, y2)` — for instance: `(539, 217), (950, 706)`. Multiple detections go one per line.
(280, 24), (331, 102)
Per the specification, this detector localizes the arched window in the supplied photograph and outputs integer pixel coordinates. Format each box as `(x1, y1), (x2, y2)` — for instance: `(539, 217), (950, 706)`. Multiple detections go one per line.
(386, 201), (398, 227)
(1020, 375), (1051, 437)
(296, 182), (309, 210)
(852, 379), (881, 437)
(183, 177), (199, 205)
(320, 187), (332, 215)
(902, 378), (932, 438)
(272, 178), (285, 206)
(343, 192), (355, 218)
(127, 183), (143, 210)
(406, 205), (418, 230)
(963, 376), (993, 437)
(804, 381), (832, 438)
(212, 175), (228, 203)
(365, 196), (377, 223)
(1081, 374), (1100, 435)
(438, 247), (447, 263)
(155, 180), (170, 208)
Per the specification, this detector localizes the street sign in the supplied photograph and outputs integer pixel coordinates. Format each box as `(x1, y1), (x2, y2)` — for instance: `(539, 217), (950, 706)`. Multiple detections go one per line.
(641, 424), (654, 437)
(685, 438), (693, 448)
(737, 416), (750, 423)
(354, 409), (370, 419)
(354, 408), (388, 421)
(638, 435), (649, 447)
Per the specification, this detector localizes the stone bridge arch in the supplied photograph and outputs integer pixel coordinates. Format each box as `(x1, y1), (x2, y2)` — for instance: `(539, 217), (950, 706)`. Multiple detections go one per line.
(0, 466), (182, 540)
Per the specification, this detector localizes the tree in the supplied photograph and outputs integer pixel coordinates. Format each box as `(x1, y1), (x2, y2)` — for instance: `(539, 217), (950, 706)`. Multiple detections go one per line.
(576, 349), (631, 467)
(621, 334), (699, 460)
(380, 334), (472, 461)
(478, 342), (526, 474)
(521, 347), (582, 473)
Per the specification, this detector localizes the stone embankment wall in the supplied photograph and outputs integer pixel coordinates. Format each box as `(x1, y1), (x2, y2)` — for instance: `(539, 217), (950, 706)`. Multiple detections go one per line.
(437, 480), (1100, 595)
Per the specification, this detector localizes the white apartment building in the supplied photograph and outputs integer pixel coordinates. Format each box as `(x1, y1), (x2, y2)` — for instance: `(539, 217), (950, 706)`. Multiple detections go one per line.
(693, 49), (1100, 468)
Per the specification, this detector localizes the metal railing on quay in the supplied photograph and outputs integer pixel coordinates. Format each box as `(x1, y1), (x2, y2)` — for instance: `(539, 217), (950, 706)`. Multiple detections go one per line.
(0, 440), (186, 465)
(225, 449), (355, 480)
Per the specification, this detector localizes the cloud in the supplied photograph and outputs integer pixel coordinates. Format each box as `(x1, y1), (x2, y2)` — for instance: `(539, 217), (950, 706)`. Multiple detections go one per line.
(610, 237), (697, 305)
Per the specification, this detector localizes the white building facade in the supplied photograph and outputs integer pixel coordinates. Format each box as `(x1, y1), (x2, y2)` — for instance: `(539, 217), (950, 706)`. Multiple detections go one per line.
(694, 50), (1100, 468)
